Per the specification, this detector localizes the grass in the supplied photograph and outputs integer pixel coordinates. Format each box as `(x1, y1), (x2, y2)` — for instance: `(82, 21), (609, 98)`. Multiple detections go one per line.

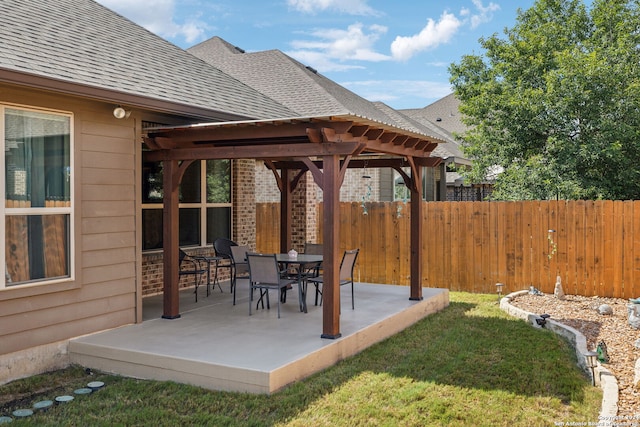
(1, 292), (601, 426)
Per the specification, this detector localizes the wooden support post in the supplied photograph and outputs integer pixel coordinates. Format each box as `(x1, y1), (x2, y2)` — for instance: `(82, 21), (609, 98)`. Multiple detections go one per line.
(161, 159), (194, 319)
(162, 159), (181, 319)
(410, 160), (424, 301)
(321, 154), (342, 339)
(280, 168), (293, 253)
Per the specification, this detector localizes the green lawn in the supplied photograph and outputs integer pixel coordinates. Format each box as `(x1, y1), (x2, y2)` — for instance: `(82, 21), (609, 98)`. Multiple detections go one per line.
(0, 292), (601, 426)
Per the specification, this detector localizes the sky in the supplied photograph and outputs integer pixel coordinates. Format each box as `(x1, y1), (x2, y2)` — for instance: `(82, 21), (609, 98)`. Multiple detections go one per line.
(95, 0), (541, 110)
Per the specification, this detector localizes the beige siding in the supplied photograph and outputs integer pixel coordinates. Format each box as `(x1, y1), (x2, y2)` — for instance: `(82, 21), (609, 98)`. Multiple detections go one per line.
(0, 84), (139, 358)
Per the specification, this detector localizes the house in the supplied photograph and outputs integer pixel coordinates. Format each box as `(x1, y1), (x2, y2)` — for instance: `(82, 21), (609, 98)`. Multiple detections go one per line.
(0, 0), (295, 384)
(0, 0), (446, 386)
(402, 94), (494, 201)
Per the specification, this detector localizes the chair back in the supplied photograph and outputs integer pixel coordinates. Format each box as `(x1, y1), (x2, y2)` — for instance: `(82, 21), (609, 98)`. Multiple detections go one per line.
(230, 245), (249, 265)
(339, 249), (359, 282)
(304, 242), (323, 255)
(214, 238), (237, 260)
(179, 249), (188, 265)
(247, 253), (279, 284)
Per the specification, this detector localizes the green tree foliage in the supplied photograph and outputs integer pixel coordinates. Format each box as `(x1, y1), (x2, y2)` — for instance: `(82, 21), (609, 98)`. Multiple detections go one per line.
(449, 0), (640, 200)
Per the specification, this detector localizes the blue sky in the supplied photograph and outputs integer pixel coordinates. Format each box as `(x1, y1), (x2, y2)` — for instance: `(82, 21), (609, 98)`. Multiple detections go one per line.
(96, 0), (540, 110)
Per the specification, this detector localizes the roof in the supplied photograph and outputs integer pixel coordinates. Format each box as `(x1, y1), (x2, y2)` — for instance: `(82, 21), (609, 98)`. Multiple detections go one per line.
(401, 94), (469, 165)
(188, 37), (447, 144)
(0, 0), (294, 120)
(402, 93), (467, 136)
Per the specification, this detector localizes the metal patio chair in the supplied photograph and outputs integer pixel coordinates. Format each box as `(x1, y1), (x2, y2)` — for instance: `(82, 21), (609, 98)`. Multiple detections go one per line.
(179, 249), (207, 302)
(247, 253), (297, 318)
(230, 244), (250, 305)
(213, 237), (238, 293)
(308, 248), (359, 309)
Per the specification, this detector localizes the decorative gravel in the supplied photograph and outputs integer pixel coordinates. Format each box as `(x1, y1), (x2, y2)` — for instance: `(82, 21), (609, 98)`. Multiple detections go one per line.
(510, 293), (639, 416)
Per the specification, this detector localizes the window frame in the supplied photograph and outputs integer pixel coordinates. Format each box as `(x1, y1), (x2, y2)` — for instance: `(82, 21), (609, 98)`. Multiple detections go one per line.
(141, 159), (232, 252)
(1, 103), (75, 289)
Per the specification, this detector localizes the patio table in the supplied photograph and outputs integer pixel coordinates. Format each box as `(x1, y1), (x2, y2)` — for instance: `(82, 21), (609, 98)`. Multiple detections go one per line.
(193, 255), (224, 296)
(275, 254), (323, 313)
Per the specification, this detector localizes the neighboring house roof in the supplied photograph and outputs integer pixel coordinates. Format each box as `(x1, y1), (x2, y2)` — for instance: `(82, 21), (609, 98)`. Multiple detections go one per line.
(0, 0), (294, 121)
(403, 93), (467, 136)
(401, 95), (469, 166)
(372, 101), (462, 162)
(406, 94), (503, 185)
(188, 37), (447, 144)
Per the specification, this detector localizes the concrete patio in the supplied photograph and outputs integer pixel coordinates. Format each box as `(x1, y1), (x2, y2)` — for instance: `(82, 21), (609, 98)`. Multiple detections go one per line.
(69, 280), (449, 394)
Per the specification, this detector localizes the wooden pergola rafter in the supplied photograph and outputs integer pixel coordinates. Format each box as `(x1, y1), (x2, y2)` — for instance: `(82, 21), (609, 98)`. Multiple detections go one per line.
(143, 115), (443, 338)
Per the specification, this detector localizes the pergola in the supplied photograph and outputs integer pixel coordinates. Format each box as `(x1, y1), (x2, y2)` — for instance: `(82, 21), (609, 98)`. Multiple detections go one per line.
(143, 114), (443, 339)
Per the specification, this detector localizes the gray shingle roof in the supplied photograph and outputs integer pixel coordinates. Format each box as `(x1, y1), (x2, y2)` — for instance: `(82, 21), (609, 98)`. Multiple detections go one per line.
(371, 101), (460, 160)
(401, 94), (469, 163)
(0, 0), (294, 120)
(188, 37), (447, 143)
(402, 93), (467, 136)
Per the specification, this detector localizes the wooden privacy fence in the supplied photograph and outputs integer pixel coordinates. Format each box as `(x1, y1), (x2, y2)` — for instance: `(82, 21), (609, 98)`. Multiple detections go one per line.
(256, 201), (640, 298)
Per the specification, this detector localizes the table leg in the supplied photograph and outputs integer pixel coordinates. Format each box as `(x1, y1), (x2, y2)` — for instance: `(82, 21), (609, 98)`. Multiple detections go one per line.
(298, 269), (308, 313)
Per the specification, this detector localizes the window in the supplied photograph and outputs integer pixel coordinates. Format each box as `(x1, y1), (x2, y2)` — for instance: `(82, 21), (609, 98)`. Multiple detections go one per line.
(141, 158), (232, 250)
(2, 106), (73, 287)
(393, 167), (432, 201)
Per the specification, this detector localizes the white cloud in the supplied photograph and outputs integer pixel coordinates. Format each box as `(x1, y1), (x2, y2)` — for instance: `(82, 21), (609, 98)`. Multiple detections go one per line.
(286, 50), (365, 72)
(96, 0), (209, 44)
(340, 79), (452, 105)
(287, 23), (391, 72)
(390, 12), (462, 62)
(468, 0), (500, 29)
(287, 0), (380, 16)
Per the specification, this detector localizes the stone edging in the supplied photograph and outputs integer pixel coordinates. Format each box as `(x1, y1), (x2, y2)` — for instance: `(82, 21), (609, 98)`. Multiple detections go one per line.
(500, 290), (619, 417)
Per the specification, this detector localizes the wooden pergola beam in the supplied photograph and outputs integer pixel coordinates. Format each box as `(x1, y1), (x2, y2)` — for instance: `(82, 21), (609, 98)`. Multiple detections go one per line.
(270, 157), (442, 171)
(143, 141), (363, 162)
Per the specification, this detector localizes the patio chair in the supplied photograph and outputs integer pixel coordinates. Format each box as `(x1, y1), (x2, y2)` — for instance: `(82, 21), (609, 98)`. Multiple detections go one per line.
(303, 242), (323, 278)
(304, 242), (323, 255)
(213, 237), (238, 292)
(179, 249), (207, 302)
(230, 245), (250, 305)
(308, 249), (359, 309)
(247, 253), (298, 318)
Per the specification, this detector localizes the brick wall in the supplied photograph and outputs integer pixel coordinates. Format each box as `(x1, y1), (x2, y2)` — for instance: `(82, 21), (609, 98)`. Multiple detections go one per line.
(233, 159), (256, 248)
(255, 163), (381, 203)
(141, 247), (228, 296)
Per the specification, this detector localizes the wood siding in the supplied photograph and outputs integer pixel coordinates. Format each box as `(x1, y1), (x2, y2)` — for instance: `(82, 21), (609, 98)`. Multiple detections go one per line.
(0, 86), (138, 355)
(257, 200), (640, 298)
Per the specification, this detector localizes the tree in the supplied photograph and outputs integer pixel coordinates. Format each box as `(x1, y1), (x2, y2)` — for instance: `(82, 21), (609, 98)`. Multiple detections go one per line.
(449, 0), (640, 200)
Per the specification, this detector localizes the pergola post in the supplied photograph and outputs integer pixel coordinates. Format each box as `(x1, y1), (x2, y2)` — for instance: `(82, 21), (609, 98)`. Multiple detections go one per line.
(409, 161), (424, 301)
(161, 159), (194, 319)
(162, 159), (181, 318)
(279, 167), (293, 253)
(321, 154), (341, 339)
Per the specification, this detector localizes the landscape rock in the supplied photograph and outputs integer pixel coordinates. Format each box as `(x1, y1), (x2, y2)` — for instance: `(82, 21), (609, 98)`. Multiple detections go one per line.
(598, 304), (613, 315)
(628, 304), (640, 330)
(554, 276), (565, 300)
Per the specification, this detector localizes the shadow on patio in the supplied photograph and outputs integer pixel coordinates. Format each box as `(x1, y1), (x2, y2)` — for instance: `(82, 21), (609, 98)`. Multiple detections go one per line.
(69, 281), (449, 394)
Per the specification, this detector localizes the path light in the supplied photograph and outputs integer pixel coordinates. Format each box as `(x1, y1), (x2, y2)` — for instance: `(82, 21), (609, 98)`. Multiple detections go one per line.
(495, 282), (504, 298)
(535, 313), (550, 327)
(585, 350), (598, 386)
